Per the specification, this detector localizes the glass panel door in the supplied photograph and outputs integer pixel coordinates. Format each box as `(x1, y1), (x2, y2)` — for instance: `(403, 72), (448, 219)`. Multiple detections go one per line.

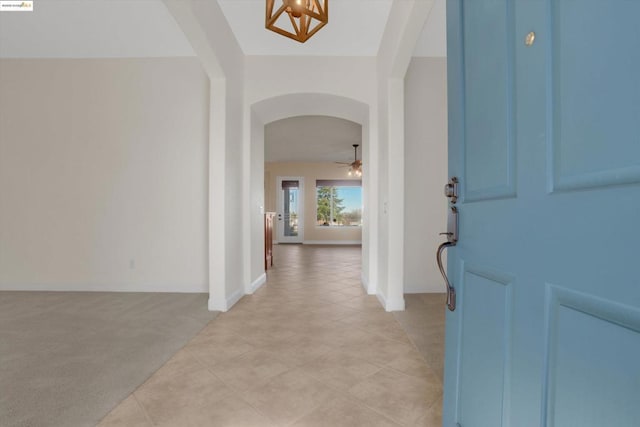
(277, 177), (304, 243)
(283, 182), (298, 237)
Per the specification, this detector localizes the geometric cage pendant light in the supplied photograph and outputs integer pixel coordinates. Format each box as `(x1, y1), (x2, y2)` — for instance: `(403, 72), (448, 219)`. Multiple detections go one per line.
(266, 0), (328, 43)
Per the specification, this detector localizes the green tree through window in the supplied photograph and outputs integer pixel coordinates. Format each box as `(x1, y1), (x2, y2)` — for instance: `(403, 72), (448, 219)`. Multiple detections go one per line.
(316, 183), (362, 226)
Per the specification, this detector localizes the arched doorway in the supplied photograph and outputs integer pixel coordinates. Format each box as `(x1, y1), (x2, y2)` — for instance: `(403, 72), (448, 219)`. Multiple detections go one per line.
(243, 93), (378, 298)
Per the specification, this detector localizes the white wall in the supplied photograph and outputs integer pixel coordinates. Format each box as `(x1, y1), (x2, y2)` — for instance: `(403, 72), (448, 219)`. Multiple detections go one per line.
(375, 0), (435, 310)
(248, 111), (266, 293)
(245, 56), (377, 107)
(0, 58), (209, 292)
(164, 0), (247, 310)
(404, 57), (448, 293)
(191, 0), (246, 311)
(0, 0), (196, 59)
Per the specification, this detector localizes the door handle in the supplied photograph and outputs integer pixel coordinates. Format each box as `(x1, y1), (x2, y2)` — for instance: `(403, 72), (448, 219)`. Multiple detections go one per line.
(437, 241), (456, 311)
(437, 187), (459, 311)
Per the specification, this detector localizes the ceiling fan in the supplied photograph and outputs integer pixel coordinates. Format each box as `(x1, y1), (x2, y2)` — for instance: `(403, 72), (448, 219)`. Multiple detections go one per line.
(336, 144), (362, 177)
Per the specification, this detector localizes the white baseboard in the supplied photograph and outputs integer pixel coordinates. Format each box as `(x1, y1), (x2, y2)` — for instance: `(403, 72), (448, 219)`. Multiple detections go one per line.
(360, 273), (369, 293)
(376, 291), (387, 310)
(247, 273), (267, 294)
(210, 273), (267, 313)
(376, 291), (405, 312)
(385, 296), (406, 311)
(225, 289), (243, 311)
(208, 288), (243, 313)
(360, 272), (376, 295)
(303, 240), (362, 245)
(208, 297), (224, 312)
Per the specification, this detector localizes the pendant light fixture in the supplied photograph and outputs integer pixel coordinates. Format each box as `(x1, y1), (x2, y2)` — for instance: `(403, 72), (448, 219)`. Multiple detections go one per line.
(266, 0), (328, 43)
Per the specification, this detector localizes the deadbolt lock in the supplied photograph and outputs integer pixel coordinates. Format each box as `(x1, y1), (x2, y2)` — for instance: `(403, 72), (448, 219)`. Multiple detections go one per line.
(444, 176), (459, 204)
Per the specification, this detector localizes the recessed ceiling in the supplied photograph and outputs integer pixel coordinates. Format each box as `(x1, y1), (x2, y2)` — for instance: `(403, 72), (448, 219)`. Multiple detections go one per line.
(0, 0), (195, 58)
(265, 116), (362, 163)
(217, 0), (393, 56)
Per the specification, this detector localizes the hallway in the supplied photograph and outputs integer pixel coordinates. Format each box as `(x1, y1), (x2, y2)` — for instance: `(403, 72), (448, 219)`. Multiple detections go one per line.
(100, 245), (443, 426)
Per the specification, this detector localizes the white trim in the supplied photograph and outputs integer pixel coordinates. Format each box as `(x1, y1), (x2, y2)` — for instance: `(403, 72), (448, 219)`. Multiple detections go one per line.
(360, 272), (369, 293)
(385, 296), (406, 312)
(207, 81), (227, 316)
(376, 291), (387, 310)
(386, 77), (407, 315)
(376, 291), (406, 312)
(303, 240), (362, 245)
(225, 289), (244, 311)
(208, 296), (224, 311)
(208, 288), (243, 312)
(247, 273), (267, 294)
(361, 271), (376, 295)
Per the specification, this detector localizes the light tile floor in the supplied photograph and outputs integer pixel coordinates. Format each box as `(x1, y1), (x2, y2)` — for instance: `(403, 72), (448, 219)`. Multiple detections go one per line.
(99, 245), (444, 426)
(394, 294), (446, 383)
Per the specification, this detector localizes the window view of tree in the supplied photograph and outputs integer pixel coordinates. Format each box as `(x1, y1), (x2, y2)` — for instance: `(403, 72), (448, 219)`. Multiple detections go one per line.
(316, 183), (362, 227)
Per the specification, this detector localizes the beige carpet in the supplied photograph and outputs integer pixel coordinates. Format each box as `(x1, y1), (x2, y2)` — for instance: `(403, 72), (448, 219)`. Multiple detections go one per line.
(0, 291), (216, 427)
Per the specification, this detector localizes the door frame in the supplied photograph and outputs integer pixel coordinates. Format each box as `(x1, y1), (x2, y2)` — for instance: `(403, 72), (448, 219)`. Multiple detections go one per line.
(276, 176), (304, 243)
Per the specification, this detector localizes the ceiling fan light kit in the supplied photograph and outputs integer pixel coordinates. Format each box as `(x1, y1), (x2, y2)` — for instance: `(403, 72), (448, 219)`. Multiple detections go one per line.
(266, 0), (328, 43)
(348, 161), (362, 177)
(336, 144), (362, 177)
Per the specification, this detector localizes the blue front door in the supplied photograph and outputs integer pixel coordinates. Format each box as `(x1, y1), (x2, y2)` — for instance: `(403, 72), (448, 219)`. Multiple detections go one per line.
(443, 1), (640, 426)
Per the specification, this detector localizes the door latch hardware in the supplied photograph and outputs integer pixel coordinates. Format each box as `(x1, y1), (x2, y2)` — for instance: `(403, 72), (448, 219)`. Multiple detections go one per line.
(437, 206), (458, 311)
(437, 177), (459, 311)
(444, 177), (459, 204)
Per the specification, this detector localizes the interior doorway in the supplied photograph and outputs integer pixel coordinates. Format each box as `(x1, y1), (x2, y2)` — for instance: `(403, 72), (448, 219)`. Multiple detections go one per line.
(247, 93), (376, 300)
(276, 176), (304, 243)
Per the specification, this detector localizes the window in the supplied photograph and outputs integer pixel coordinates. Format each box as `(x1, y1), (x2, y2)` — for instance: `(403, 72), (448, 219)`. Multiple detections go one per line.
(316, 180), (362, 227)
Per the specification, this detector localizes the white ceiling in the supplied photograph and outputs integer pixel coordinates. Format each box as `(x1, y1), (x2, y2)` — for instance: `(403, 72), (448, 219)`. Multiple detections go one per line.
(217, 0), (393, 56)
(265, 116), (362, 163)
(0, 0), (195, 58)
(217, 0), (446, 57)
(0, 0), (445, 59)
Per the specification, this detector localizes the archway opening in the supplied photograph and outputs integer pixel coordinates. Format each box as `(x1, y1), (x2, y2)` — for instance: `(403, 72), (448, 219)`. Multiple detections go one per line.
(245, 93), (376, 298)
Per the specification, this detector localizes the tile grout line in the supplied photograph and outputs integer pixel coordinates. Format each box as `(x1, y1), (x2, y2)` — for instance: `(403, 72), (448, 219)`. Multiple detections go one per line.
(132, 392), (157, 426)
